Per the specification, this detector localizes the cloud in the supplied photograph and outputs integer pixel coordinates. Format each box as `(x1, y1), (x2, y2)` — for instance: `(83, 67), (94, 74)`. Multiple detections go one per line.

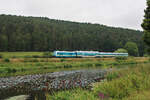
(0, 0), (147, 30)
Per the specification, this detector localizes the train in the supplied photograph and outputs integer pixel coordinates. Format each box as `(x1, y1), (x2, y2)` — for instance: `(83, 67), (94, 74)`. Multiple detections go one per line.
(53, 51), (128, 58)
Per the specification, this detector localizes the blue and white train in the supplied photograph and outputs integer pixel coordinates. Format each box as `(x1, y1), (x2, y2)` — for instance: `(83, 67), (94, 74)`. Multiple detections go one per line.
(53, 51), (128, 58)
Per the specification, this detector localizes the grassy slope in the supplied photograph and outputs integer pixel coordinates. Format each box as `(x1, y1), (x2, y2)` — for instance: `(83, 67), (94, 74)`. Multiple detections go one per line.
(49, 63), (150, 100)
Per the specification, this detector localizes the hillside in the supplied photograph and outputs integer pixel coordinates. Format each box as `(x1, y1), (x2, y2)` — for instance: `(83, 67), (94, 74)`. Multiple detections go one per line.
(0, 14), (144, 55)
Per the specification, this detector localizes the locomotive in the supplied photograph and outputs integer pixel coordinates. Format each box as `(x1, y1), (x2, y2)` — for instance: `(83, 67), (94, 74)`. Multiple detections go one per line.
(53, 51), (128, 58)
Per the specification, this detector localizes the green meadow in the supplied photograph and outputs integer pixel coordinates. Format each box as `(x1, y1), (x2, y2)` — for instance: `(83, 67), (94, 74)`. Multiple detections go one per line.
(1, 52), (150, 100)
(0, 52), (149, 77)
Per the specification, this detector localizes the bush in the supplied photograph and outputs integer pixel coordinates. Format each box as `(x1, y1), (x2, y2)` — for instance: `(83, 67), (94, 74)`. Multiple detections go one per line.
(95, 63), (102, 67)
(40, 59), (46, 62)
(106, 72), (119, 81)
(60, 59), (65, 62)
(144, 54), (150, 57)
(11, 56), (17, 58)
(21, 68), (26, 72)
(124, 42), (139, 56)
(24, 55), (32, 58)
(115, 56), (127, 61)
(43, 52), (53, 58)
(32, 59), (39, 62)
(64, 65), (72, 68)
(0, 54), (3, 58)
(32, 55), (40, 58)
(24, 58), (39, 62)
(6, 68), (17, 73)
(4, 58), (10, 62)
(115, 48), (128, 53)
(86, 63), (93, 67)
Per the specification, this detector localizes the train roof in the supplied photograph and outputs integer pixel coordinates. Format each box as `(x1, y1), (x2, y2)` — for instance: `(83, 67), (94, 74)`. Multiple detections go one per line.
(54, 51), (128, 54)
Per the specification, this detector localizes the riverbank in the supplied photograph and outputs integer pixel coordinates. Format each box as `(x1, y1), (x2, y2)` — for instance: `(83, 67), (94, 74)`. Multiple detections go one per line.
(0, 55), (149, 77)
(0, 52), (149, 99)
(48, 63), (150, 100)
(0, 69), (106, 99)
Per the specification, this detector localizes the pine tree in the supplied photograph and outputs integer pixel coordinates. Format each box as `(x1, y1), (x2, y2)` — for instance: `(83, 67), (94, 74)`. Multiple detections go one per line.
(142, 0), (150, 47)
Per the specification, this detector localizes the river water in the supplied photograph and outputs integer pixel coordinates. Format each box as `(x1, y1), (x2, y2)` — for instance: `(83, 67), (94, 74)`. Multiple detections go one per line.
(2, 63), (150, 100)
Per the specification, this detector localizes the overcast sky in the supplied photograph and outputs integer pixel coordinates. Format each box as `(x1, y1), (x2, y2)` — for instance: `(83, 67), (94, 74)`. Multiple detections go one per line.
(0, 0), (147, 30)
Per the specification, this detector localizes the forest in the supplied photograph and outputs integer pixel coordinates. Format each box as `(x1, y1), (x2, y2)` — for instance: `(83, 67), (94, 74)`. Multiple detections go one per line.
(0, 14), (144, 56)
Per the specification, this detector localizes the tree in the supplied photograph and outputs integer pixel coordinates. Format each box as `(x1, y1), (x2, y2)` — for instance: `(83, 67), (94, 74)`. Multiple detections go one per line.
(141, 0), (150, 47)
(115, 48), (128, 53)
(0, 14), (144, 55)
(124, 42), (139, 56)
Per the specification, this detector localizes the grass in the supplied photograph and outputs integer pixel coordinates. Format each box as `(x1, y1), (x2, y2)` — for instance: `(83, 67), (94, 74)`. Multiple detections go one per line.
(47, 88), (99, 100)
(48, 63), (150, 100)
(122, 90), (150, 100)
(0, 58), (149, 77)
(0, 52), (149, 78)
(0, 52), (44, 58)
(0, 52), (150, 99)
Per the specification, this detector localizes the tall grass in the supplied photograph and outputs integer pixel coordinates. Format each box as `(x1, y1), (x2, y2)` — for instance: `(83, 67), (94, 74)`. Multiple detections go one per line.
(122, 90), (150, 100)
(49, 63), (150, 100)
(93, 64), (150, 100)
(48, 88), (99, 100)
(0, 57), (149, 77)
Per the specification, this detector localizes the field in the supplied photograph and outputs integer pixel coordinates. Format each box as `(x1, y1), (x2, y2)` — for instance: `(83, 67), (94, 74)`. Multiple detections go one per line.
(0, 52), (44, 58)
(0, 52), (149, 77)
(0, 52), (150, 100)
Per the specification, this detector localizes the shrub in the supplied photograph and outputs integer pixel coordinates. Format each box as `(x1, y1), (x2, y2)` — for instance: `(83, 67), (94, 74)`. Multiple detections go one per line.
(32, 55), (40, 58)
(12, 68), (17, 73)
(24, 55), (32, 58)
(11, 56), (17, 58)
(21, 68), (26, 72)
(60, 58), (65, 62)
(0, 54), (3, 58)
(32, 59), (39, 62)
(106, 72), (119, 81)
(148, 57), (150, 61)
(43, 52), (53, 58)
(144, 54), (150, 57)
(124, 42), (139, 56)
(115, 56), (127, 61)
(6, 68), (17, 73)
(4, 58), (10, 62)
(40, 59), (45, 62)
(24, 58), (39, 62)
(86, 63), (93, 67)
(115, 48), (128, 53)
(43, 66), (48, 69)
(64, 65), (72, 68)
(95, 63), (102, 67)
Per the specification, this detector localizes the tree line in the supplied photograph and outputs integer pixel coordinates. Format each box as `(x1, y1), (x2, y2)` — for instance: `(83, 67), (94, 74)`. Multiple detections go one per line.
(142, 0), (150, 55)
(0, 14), (144, 56)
